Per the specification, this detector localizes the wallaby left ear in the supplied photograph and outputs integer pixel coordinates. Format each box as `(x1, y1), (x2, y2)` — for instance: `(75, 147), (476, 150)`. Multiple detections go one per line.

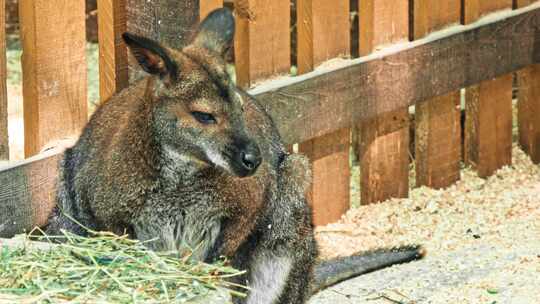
(122, 32), (178, 80)
(193, 8), (235, 56)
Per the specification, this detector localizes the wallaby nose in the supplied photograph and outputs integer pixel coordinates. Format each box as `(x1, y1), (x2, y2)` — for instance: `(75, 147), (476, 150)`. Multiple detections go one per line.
(240, 146), (262, 172)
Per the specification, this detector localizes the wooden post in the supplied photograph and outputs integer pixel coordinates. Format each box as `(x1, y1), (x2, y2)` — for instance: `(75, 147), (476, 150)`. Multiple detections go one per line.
(295, 0), (350, 225)
(357, 0), (410, 204)
(359, 109), (410, 204)
(201, 0), (223, 20)
(97, 0), (129, 103)
(413, 0), (461, 189)
(234, 0), (290, 88)
(20, 0), (88, 158)
(126, 0), (222, 81)
(516, 1), (540, 163)
(0, 0), (8, 160)
(359, 0), (408, 56)
(463, 1), (513, 177)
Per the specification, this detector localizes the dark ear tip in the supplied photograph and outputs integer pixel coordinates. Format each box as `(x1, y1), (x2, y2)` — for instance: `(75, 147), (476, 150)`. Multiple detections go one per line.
(200, 7), (235, 36)
(122, 32), (134, 44)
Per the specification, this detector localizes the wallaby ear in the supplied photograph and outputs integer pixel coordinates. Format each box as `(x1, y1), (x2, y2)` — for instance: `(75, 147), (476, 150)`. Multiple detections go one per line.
(193, 8), (235, 56)
(122, 32), (178, 80)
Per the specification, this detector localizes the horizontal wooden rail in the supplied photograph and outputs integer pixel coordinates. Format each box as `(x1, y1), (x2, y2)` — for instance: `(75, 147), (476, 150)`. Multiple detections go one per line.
(251, 4), (540, 145)
(1, 4), (540, 236)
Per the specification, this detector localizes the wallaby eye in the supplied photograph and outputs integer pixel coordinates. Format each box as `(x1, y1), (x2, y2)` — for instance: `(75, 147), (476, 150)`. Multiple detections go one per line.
(191, 111), (217, 124)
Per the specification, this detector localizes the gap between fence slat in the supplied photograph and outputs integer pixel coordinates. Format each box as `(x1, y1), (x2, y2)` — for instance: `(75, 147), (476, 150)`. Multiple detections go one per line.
(20, 0), (88, 158)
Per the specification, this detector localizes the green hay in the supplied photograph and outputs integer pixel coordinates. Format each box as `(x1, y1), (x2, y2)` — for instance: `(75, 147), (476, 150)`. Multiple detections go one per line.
(0, 227), (246, 303)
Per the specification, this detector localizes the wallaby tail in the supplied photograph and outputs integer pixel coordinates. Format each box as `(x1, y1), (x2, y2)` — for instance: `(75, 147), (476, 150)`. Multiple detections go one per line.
(310, 245), (425, 295)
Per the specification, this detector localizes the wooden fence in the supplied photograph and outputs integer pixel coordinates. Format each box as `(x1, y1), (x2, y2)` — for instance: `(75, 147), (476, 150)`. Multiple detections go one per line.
(1, 0), (539, 237)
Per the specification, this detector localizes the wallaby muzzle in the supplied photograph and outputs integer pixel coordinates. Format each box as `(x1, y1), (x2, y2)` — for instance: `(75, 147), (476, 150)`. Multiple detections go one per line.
(230, 139), (262, 177)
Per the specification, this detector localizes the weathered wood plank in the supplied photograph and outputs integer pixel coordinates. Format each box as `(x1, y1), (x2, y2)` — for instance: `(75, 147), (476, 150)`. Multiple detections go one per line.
(415, 94), (461, 188)
(0, 150), (61, 238)
(359, 0), (409, 56)
(514, 0), (538, 9)
(234, 0), (290, 88)
(359, 109), (410, 204)
(413, 0), (462, 189)
(516, 0), (540, 164)
(463, 0), (513, 24)
(463, 0), (513, 177)
(296, 0), (350, 225)
(0, 0), (7, 160)
(517, 65), (540, 163)
(357, 0), (410, 204)
(200, 0), (223, 20)
(413, 0), (461, 39)
(252, 5), (540, 146)
(298, 129), (350, 225)
(465, 75), (513, 177)
(97, 0), (129, 103)
(20, 0), (88, 157)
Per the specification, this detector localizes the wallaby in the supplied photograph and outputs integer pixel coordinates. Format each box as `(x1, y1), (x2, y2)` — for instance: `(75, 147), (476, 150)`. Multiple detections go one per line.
(45, 8), (423, 304)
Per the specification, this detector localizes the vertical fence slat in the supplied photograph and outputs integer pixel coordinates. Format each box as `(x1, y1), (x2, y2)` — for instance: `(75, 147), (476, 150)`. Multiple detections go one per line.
(514, 0), (537, 8)
(97, 0), (128, 103)
(358, 1), (410, 204)
(516, 0), (540, 164)
(359, 0), (408, 56)
(298, 129), (350, 225)
(234, 0), (290, 88)
(517, 66), (540, 164)
(0, 0), (7, 160)
(296, 0), (350, 225)
(360, 109), (410, 204)
(20, 0), (88, 157)
(200, 0), (223, 20)
(463, 1), (513, 177)
(413, 1), (461, 189)
(465, 75), (513, 177)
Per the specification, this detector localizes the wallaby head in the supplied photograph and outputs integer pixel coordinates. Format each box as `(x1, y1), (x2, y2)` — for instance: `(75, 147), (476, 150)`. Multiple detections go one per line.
(122, 8), (261, 178)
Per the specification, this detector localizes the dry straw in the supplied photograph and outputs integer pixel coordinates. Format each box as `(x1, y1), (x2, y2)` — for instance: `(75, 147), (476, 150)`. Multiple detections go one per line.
(0, 225), (246, 303)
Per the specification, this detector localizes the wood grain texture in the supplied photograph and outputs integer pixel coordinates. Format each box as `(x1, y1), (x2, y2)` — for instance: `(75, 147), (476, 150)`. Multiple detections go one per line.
(465, 75), (513, 177)
(234, 0), (290, 88)
(515, 0), (537, 9)
(357, 0), (410, 204)
(200, 0), (223, 20)
(359, 0), (409, 56)
(253, 6), (540, 146)
(0, 152), (60, 238)
(463, 0), (513, 177)
(413, 0), (462, 189)
(97, 0), (129, 103)
(415, 93), (461, 188)
(0, 0), (7, 160)
(20, 0), (88, 157)
(296, 0), (350, 225)
(517, 65), (540, 163)
(359, 109), (409, 204)
(413, 0), (461, 39)
(298, 129), (350, 225)
(297, 0), (350, 74)
(463, 0), (513, 24)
